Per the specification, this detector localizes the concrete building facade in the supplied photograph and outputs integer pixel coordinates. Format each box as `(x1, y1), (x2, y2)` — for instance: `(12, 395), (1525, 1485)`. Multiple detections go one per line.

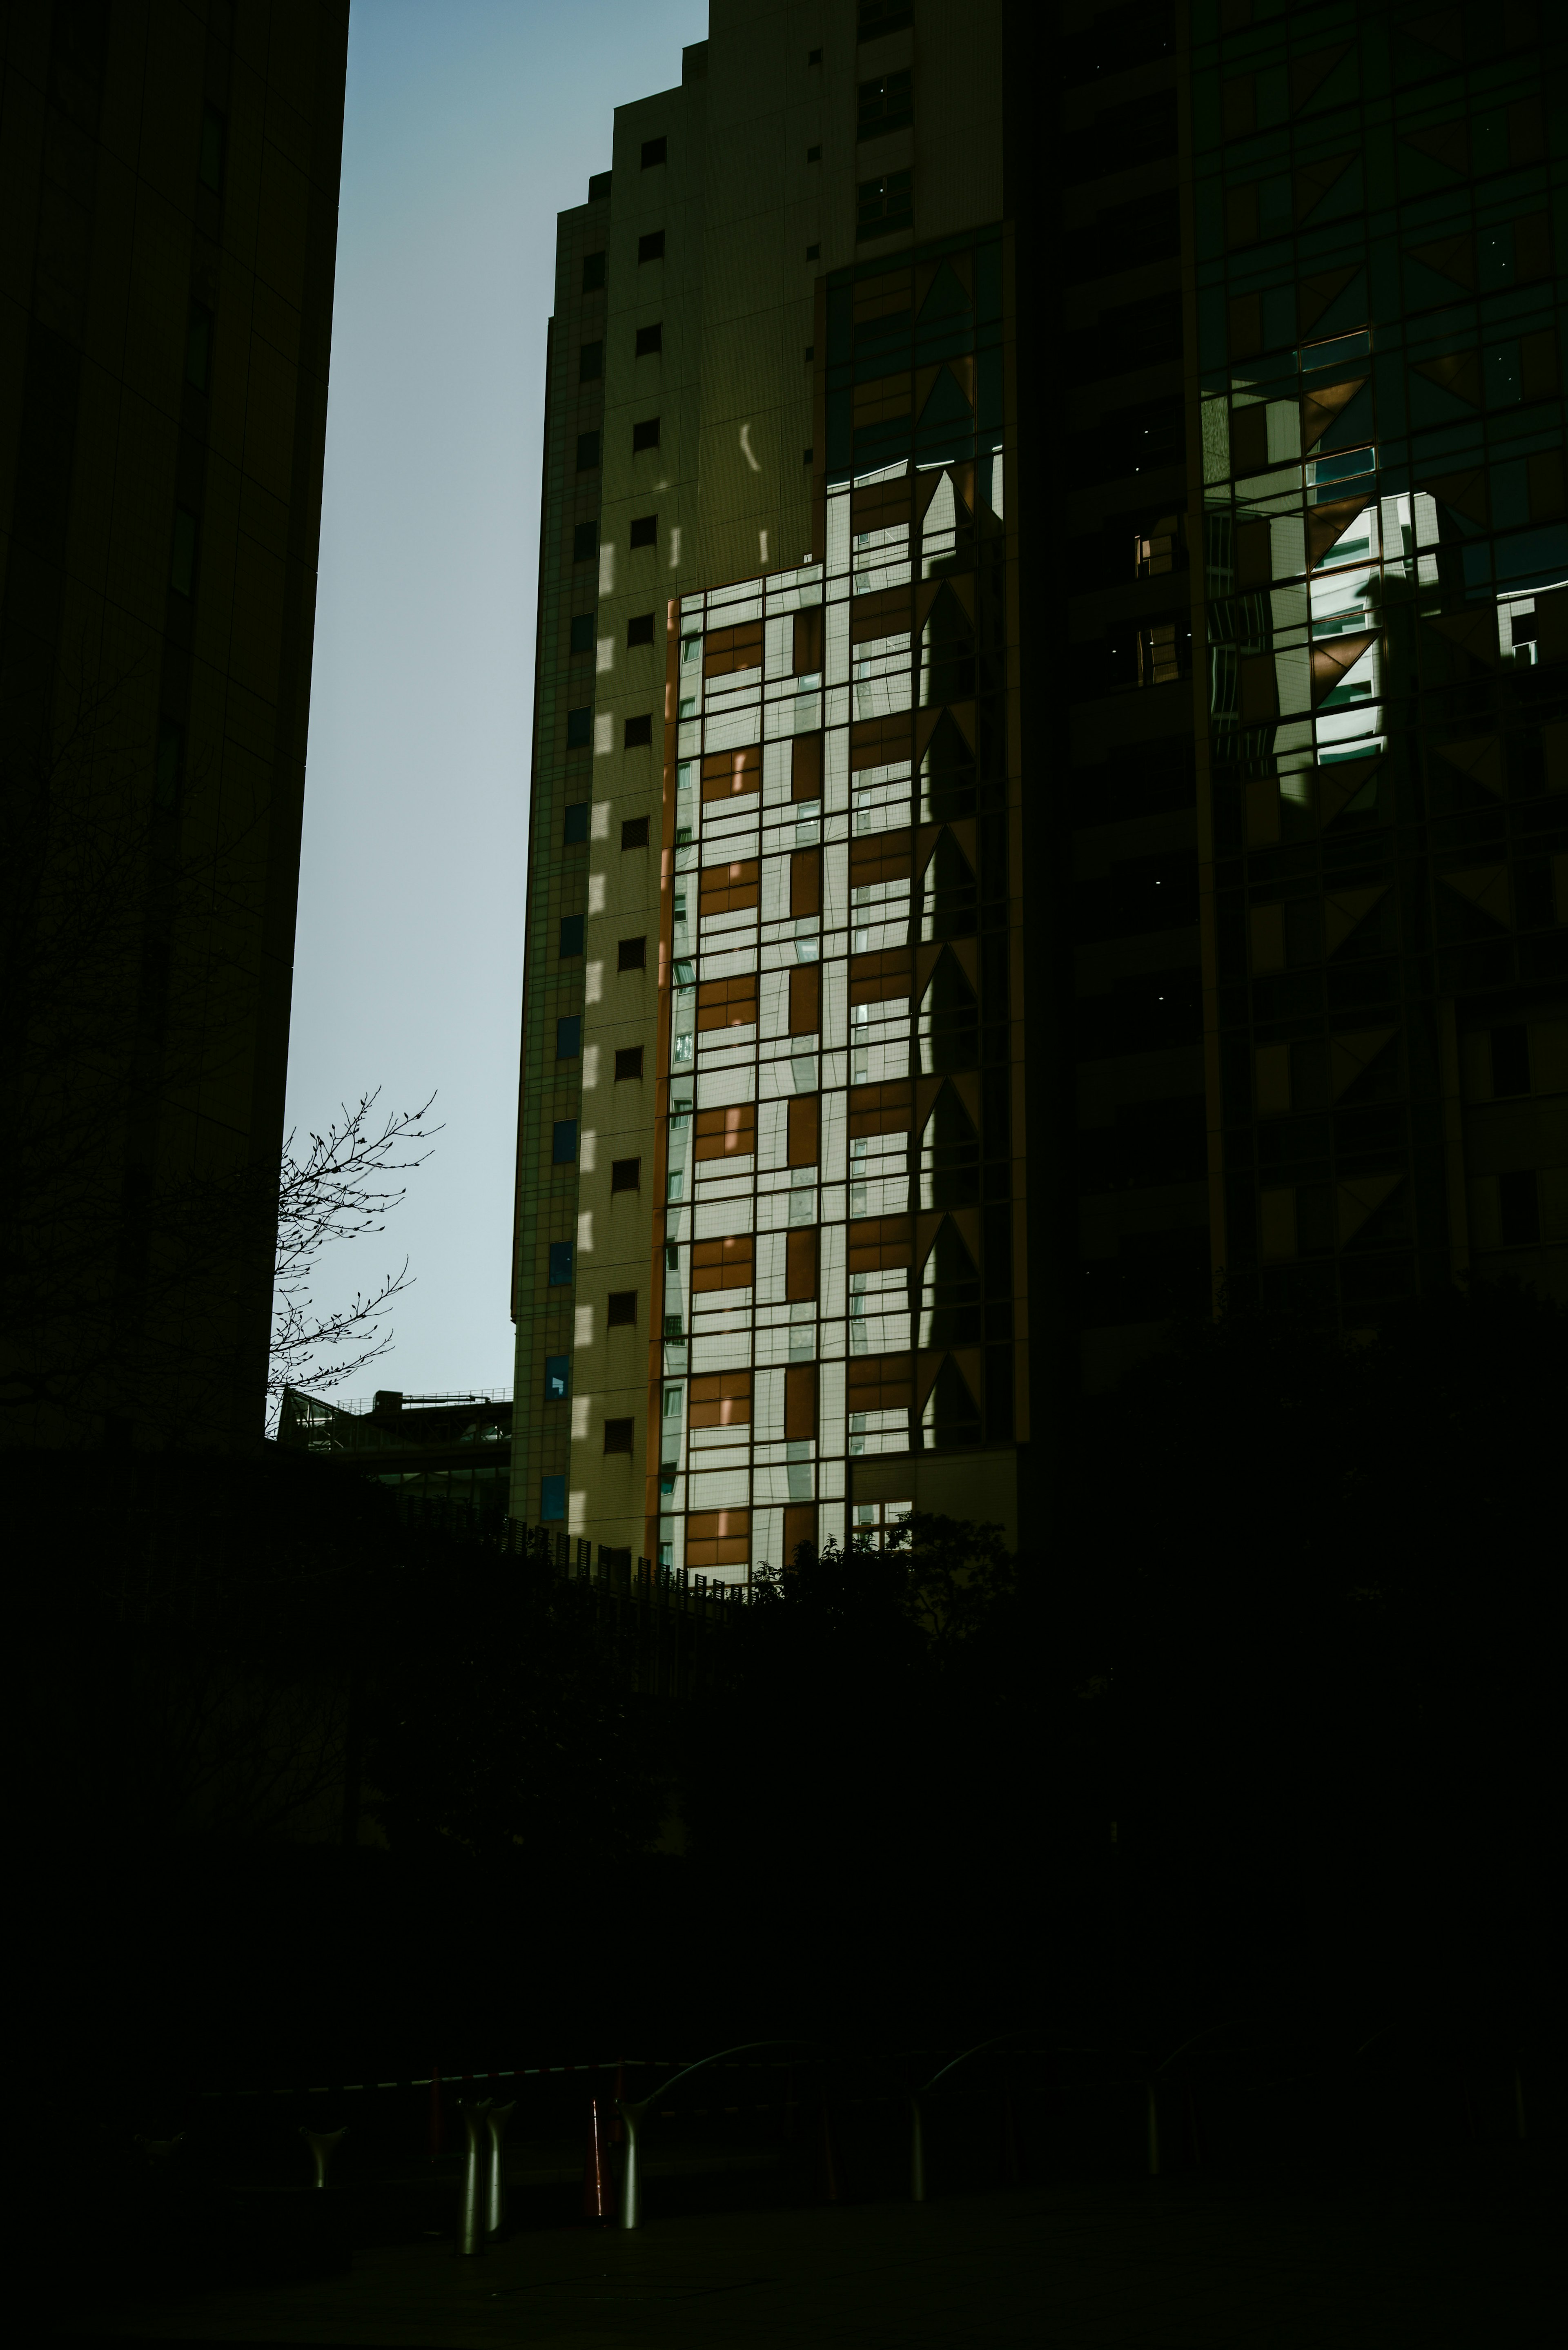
(512, 0), (1568, 1577)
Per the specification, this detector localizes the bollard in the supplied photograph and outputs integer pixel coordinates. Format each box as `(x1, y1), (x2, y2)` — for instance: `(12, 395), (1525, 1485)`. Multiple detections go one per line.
(617, 2098), (648, 2230)
(583, 2096), (615, 2223)
(909, 2095), (925, 2203)
(457, 2099), (492, 2257)
(486, 2103), (515, 2237)
(300, 2125), (348, 2189)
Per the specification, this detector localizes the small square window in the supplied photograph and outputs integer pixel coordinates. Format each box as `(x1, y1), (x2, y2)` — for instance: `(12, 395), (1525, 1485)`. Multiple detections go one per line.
(556, 1015), (581, 1059)
(808, 47), (822, 64)
(624, 713), (653, 748)
(563, 802), (589, 844)
(604, 1416), (635, 1454)
(552, 1120), (579, 1164)
(567, 706), (592, 749)
(579, 340), (603, 382)
(572, 521), (597, 562)
(641, 136), (667, 168)
(607, 1289), (638, 1327)
(806, 144), (822, 162)
(545, 1354), (570, 1401)
(635, 322), (663, 358)
(558, 914), (584, 957)
(632, 417), (661, 454)
(618, 935), (647, 972)
(569, 614), (594, 654)
(541, 1473), (566, 1520)
(615, 1045), (645, 1080)
(804, 344), (815, 361)
(627, 612), (655, 648)
(548, 1240), (575, 1285)
(576, 431), (601, 472)
(630, 514), (657, 549)
(806, 242), (821, 260)
(803, 446), (814, 465)
(621, 817), (650, 850)
(581, 250), (606, 292)
(639, 229), (665, 263)
(611, 1157), (641, 1193)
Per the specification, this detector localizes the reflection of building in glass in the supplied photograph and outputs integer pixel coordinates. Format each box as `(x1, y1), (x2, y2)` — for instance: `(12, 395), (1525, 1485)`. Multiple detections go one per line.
(510, 4), (1566, 1583)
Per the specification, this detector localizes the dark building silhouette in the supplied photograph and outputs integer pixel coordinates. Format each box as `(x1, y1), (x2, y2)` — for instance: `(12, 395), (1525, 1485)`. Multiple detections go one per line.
(508, 1), (1568, 1574)
(2, 0), (350, 1447)
(277, 1384), (514, 1525)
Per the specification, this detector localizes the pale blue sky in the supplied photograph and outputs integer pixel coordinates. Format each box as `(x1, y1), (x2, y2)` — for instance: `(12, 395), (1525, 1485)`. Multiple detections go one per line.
(288, 0), (706, 1400)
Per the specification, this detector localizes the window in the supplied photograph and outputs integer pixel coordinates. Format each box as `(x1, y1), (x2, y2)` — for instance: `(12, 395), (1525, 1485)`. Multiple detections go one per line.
(792, 734), (823, 802)
(541, 1474), (566, 1521)
(806, 242), (821, 260)
(198, 103), (225, 192)
(789, 963), (821, 1035)
(558, 914), (584, 957)
(786, 1226), (818, 1301)
(545, 1355), (569, 1401)
(567, 706), (592, 748)
(787, 1094), (820, 1168)
(693, 1235), (753, 1291)
(607, 1289), (637, 1327)
(702, 745), (760, 800)
(695, 1103), (757, 1160)
(785, 1363), (818, 1441)
(185, 304), (212, 392)
(858, 1), (913, 33)
(1492, 1026), (1531, 1096)
(548, 1241), (575, 1285)
(563, 802), (589, 844)
(621, 817), (649, 849)
(604, 1417), (635, 1454)
(804, 344), (815, 361)
(556, 1016), (581, 1059)
(1499, 1170), (1540, 1246)
(630, 513), (657, 549)
(699, 858), (761, 917)
(704, 620), (762, 678)
(579, 341), (603, 383)
(169, 507), (198, 598)
(858, 69), (913, 137)
(581, 250), (606, 292)
(635, 322), (663, 358)
(807, 143), (822, 162)
(618, 935), (646, 971)
(641, 135), (667, 167)
(808, 46), (822, 64)
(611, 1157), (640, 1193)
(698, 973), (758, 1030)
(576, 432), (601, 473)
(791, 847), (822, 918)
(573, 521), (597, 562)
(793, 608), (824, 676)
(569, 614), (594, 654)
(627, 612), (655, 648)
(632, 417), (661, 454)
(803, 446), (814, 465)
(690, 1371), (751, 1427)
(615, 1045), (644, 1080)
(552, 1119), (578, 1164)
(624, 713), (653, 748)
(639, 229), (665, 263)
(858, 171), (912, 241)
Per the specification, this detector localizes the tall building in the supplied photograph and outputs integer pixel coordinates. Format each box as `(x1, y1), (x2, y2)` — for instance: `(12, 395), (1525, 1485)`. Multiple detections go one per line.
(2, 0), (350, 1447)
(511, 0), (1568, 1581)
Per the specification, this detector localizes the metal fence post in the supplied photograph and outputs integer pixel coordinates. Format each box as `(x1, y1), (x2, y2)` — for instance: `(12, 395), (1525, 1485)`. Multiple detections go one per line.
(617, 2098), (647, 2229)
(486, 2102), (515, 2236)
(300, 2125), (347, 2189)
(457, 2099), (492, 2256)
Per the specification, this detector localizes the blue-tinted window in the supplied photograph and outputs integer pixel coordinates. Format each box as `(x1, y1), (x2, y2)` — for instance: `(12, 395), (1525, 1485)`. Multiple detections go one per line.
(567, 706), (592, 748)
(545, 1355), (569, 1401)
(558, 914), (584, 956)
(564, 802), (589, 844)
(548, 1241), (574, 1285)
(556, 1016), (581, 1059)
(541, 1475), (566, 1522)
(552, 1120), (578, 1164)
